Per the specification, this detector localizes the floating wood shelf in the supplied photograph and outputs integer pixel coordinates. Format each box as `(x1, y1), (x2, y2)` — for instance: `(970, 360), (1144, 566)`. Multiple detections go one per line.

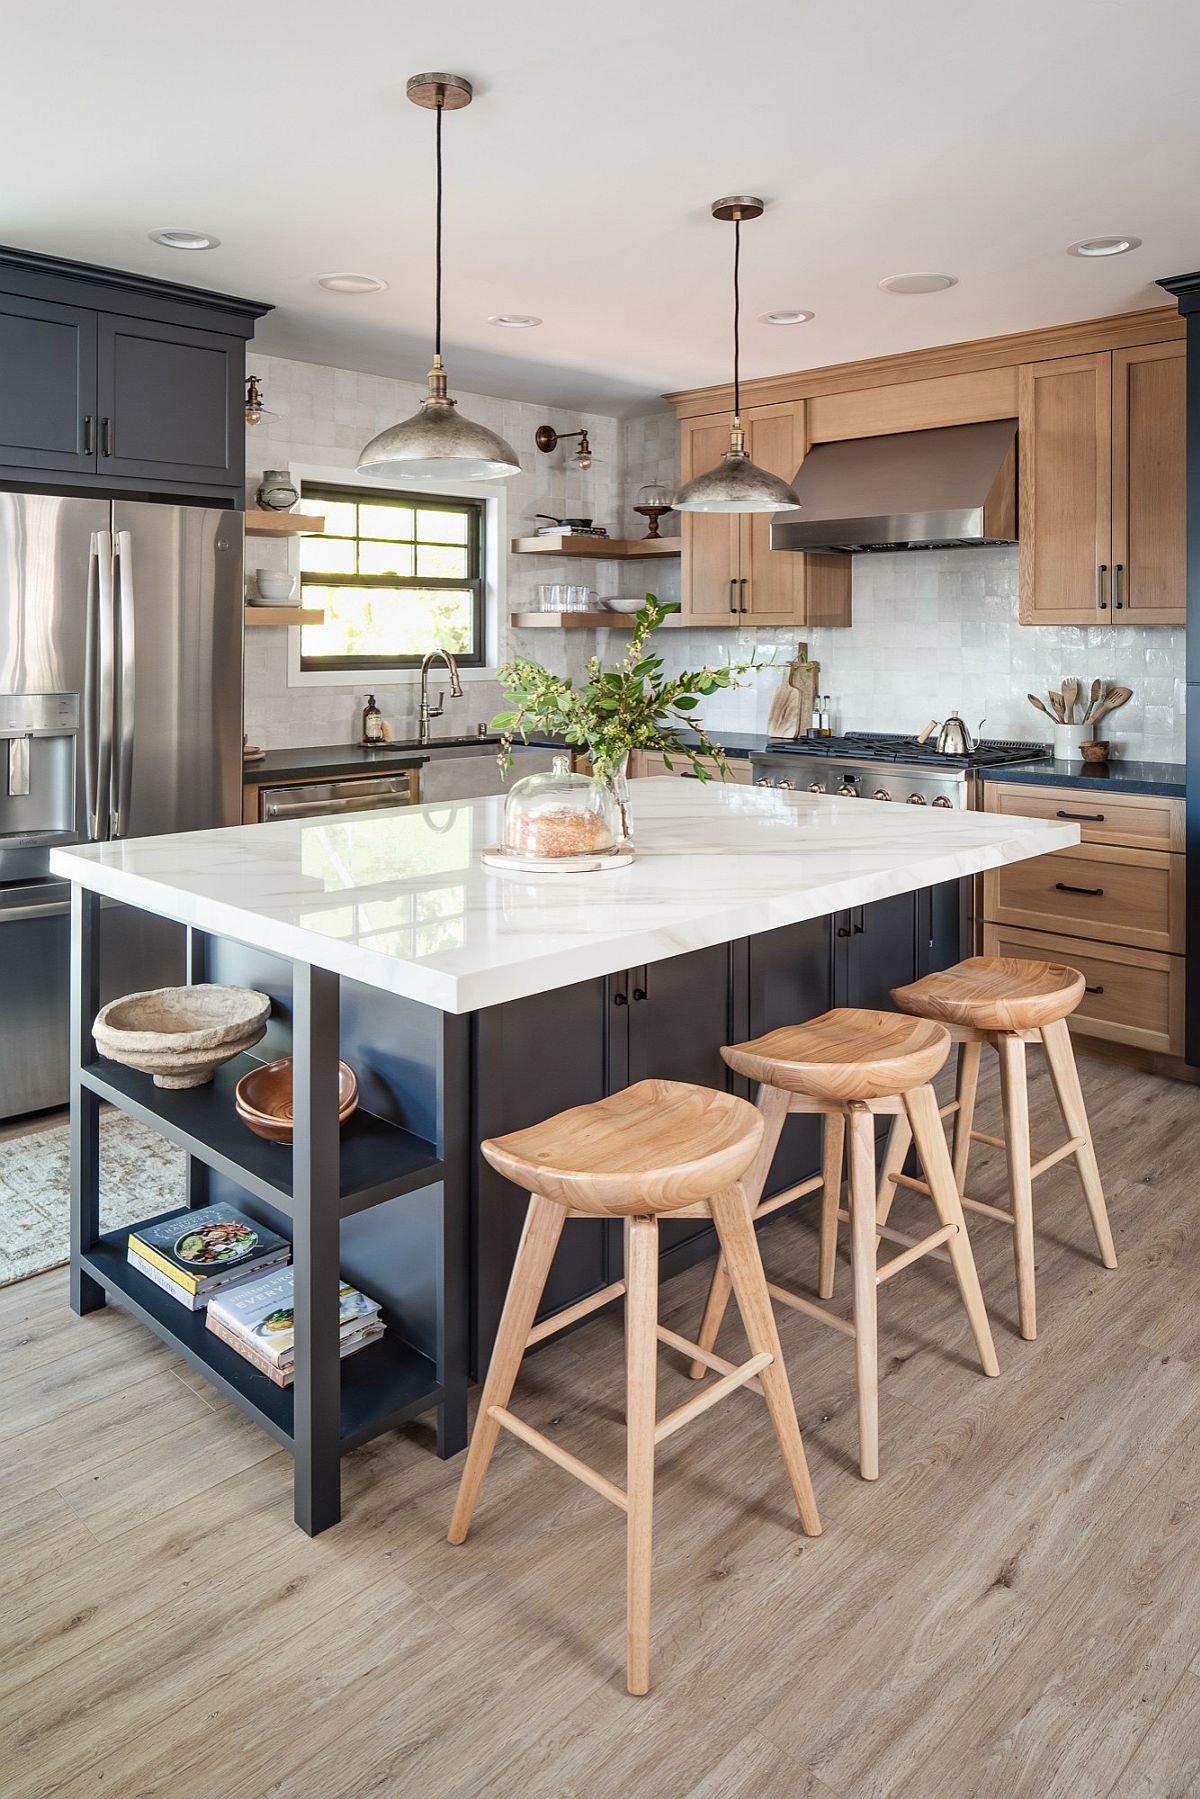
(511, 610), (637, 629)
(511, 534), (681, 559)
(245, 606), (324, 627)
(244, 509), (326, 535)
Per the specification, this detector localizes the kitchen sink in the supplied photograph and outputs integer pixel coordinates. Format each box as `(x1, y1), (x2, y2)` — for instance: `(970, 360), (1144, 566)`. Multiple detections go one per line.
(417, 739), (560, 802)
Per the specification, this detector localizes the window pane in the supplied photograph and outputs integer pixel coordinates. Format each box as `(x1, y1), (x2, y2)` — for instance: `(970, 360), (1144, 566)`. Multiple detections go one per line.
(416, 543), (469, 579)
(359, 502), (415, 541)
(359, 540), (415, 577)
(314, 500), (357, 536)
(417, 508), (469, 544)
(301, 585), (475, 660)
(299, 535), (357, 575)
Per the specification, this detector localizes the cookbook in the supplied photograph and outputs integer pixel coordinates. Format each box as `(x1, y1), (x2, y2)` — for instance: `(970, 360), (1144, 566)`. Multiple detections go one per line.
(207, 1268), (382, 1368)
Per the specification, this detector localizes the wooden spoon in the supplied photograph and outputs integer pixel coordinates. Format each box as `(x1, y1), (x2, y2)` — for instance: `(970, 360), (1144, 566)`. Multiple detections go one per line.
(1027, 693), (1057, 721)
(1089, 685), (1132, 724)
(1061, 677), (1079, 724)
(1083, 677), (1103, 723)
(1046, 690), (1066, 722)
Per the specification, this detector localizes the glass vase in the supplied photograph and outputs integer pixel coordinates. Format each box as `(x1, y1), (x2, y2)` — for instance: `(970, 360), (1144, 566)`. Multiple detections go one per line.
(596, 751), (633, 845)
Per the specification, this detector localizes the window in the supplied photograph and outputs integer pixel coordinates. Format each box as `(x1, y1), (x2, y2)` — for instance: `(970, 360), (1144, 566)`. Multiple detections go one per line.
(298, 483), (485, 670)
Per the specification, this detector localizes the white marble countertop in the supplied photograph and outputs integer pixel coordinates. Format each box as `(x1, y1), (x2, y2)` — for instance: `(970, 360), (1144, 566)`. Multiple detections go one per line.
(51, 780), (1079, 1014)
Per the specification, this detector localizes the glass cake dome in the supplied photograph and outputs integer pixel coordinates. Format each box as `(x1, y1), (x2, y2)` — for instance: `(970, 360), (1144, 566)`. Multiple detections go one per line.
(503, 754), (619, 859)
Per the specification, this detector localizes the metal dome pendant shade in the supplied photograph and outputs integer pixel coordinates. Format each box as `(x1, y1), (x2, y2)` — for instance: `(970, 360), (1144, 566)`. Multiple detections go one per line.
(357, 74), (520, 483)
(672, 197), (801, 514)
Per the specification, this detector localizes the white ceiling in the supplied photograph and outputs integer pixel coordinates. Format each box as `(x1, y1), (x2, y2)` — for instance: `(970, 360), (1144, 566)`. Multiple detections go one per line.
(6, 0), (1198, 415)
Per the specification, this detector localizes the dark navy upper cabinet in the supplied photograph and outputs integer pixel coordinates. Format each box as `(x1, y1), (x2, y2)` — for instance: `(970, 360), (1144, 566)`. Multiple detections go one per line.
(96, 314), (242, 485)
(0, 245), (270, 502)
(0, 292), (97, 474)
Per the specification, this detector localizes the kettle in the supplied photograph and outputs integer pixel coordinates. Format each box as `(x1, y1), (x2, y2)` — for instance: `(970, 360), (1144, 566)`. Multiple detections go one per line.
(934, 710), (985, 755)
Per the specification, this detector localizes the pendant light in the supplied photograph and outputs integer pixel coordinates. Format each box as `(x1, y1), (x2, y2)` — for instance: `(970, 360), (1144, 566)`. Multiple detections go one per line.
(357, 74), (521, 482)
(672, 198), (801, 513)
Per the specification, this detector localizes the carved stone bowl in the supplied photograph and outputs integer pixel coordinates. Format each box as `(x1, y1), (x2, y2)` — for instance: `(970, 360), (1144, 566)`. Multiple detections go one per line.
(93, 985), (271, 1088)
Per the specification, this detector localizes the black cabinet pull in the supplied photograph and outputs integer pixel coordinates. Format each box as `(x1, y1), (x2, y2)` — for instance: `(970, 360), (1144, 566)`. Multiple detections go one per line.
(1084, 983), (1105, 995)
(613, 990), (628, 1007)
(1055, 809), (1104, 822)
(1113, 562), (1124, 610)
(83, 415), (95, 455)
(853, 906), (865, 935)
(100, 417), (112, 457)
(1096, 563), (1107, 609)
(738, 577), (748, 613)
(728, 578), (737, 615)
(632, 965), (649, 1002)
(1055, 881), (1104, 896)
(837, 917), (852, 938)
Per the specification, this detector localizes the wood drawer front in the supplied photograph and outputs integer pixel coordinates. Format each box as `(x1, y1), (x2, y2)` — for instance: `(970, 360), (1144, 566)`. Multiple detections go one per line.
(984, 781), (1182, 851)
(980, 922), (1182, 1056)
(632, 750), (751, 785)
(983, 841), (1182, 953)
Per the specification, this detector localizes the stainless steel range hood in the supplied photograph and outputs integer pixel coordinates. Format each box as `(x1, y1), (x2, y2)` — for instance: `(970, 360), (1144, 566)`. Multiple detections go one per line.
(770, 418), (1017, 553)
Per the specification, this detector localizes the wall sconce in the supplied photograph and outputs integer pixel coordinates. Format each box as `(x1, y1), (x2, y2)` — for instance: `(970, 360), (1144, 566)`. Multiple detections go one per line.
(535, 424), (592, 470)
(244, 375), (276, 428)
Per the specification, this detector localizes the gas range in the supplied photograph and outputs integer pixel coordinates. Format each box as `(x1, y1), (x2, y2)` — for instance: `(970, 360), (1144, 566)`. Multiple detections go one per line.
(749, 732), (1052, 809)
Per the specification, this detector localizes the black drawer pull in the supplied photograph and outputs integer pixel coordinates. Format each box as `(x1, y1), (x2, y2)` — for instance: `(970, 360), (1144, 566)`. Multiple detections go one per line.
(1084, 983), (1105, 995)
(83, 414), (95, 455)
(1055, 809), (1104, 822)
(613, 990), (628, 1007)
(1055, 881), (1104, 897)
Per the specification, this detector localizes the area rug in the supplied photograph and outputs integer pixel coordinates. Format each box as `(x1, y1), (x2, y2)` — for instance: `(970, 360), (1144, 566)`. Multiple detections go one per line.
(0, 1113), (186, 1287)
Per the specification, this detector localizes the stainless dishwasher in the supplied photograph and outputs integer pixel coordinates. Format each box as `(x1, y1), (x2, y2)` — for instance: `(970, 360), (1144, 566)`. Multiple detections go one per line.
(258, 769), (420, 821)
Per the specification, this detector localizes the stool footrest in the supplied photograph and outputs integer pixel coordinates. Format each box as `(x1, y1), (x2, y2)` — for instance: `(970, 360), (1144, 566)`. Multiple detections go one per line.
(837, 1202), (953, 1265)
(766, 1281), (858, 1338)
(875, 1222), (959, 1284)
(653, 1352), (773, 1445)
(960, 1194), (1016, 1225)
(1029, 1136), (1086, 1181)
(752, 1172), (824, 1223)
(657, 1324), (765, 1395)
(524, 1279), (625, 1348)
(487, 1406), (628, 1511)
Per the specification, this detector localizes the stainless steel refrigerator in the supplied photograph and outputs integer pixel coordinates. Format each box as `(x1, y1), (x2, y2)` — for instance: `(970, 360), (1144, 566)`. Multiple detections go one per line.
(0, 494), (243, 1117)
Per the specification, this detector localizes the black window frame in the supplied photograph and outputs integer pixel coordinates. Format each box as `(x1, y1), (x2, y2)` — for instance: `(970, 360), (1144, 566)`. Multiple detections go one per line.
(298, 481), (487, 672)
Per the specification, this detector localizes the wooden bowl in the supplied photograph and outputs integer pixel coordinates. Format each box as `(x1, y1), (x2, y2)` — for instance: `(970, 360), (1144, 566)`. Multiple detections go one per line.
(235, 1056), (359, 1144)
(94, 984), (270, 1088)
(1079, 739), (1110, 763)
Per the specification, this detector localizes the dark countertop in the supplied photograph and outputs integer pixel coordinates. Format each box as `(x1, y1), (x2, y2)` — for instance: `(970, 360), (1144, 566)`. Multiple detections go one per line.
(978, 757), (1185, 798)
(243, 743), (430, 784)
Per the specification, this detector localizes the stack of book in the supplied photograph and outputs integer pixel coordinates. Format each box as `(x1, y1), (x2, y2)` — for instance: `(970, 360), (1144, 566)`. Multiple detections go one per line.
(206, 1267), (385, 1388)
(126, 1203), (290, 1311)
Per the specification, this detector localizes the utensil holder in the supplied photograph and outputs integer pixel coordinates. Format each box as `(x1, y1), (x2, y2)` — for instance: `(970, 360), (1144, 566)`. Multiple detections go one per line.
(1053, 723), (1091, 762)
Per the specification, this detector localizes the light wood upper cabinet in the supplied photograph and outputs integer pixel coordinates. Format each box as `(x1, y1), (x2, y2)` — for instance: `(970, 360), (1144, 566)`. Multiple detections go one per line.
(678, 399), (851, 628)
(1018, 344), (1184, 627)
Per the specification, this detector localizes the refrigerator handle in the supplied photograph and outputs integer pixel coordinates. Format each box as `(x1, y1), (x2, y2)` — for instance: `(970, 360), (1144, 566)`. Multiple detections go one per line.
(112, 530), (136, 838)
(84, 531), (115, 841)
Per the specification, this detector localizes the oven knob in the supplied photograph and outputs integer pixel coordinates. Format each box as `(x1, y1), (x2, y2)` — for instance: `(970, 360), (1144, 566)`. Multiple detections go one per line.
(872, 788), (893, 802)
(932, 794), (953, 809)
(907, 792), (928, 805)
(808, 782), (824, 795)
(837, 782), (859, 797)
(755, 777), (772, 787)
(778, 779), (794, 791)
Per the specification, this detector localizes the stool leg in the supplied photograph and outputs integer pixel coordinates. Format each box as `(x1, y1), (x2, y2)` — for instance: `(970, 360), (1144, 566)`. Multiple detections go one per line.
(905, 1082), (1000, 1379)
(1040, 1017), (1117, 1271)
(709, 1183), (822, 1535)
(847, 1108), (880, 1480)
(875, 1109), (912, 1230)
(952, 1040), (983, 1194)
(448, 1193), (565, 1545)
(688, 1083), (790, 1380)
(625, 1214), (658, 1697)
(818, 1110), (845, 1299)
(996, 1034), (1037, 1342)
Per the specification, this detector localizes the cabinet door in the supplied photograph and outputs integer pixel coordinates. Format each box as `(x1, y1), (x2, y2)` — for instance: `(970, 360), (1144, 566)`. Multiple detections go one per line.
(745, 917), (835, 1202)
(738, 401), (806, 626)
(1018, 354), (1112, 626)
(1111, 341), (1186, 626)
(97, 314), (243, 486)
(471, 976), (615, 1376)
(678, 413), (741, 621)
(0, 293), (97, 474)
(839, 893), (920, 1011)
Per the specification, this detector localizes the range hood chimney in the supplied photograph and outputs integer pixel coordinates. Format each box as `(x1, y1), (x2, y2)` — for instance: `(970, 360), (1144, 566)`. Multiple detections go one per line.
(771, 418), (1017, 553)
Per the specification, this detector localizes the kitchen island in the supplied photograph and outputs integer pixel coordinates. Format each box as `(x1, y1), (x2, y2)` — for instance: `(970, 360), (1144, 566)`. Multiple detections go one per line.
(51, 780), (1077, 1534)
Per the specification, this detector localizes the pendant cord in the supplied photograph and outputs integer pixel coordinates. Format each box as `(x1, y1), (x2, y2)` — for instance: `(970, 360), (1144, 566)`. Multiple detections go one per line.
(732, 215), (741, 421)
(434, 95), (444, 359)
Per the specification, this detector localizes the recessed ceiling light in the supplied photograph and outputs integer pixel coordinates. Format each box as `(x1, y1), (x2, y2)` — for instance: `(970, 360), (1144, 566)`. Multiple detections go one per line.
(148, 229), (220, 251)
(761, 309), (815, 325)
(1066, 236), (1142, 258)
(488, 314), (542, 328)
(317, 272), (388, 294)
(879, 272), (957, 295)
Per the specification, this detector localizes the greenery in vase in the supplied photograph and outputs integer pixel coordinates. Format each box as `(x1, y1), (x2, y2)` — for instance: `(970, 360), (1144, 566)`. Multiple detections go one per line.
(491, 595), (763, 779)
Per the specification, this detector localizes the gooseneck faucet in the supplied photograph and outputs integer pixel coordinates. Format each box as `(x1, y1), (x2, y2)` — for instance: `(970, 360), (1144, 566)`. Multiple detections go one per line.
(418, 648), (465, 744)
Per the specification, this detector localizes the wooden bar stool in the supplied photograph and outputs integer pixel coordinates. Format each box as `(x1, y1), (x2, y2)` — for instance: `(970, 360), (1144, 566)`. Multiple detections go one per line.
(447, 1078), (822, 1697)
(689, 1009), (1000, 1481)
(883, 955), (1117, 1342)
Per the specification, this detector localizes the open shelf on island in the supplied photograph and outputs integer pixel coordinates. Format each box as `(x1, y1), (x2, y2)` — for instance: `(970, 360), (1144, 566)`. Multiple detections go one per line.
(82, 1055), (442, 1220)
(244, 510), (325, 535)
(510, 534), (680, 558)
(80, 1217), (442, 1452)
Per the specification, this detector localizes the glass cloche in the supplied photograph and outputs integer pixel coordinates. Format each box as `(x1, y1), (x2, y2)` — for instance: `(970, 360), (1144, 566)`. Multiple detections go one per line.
(503, 754), (619, 859)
